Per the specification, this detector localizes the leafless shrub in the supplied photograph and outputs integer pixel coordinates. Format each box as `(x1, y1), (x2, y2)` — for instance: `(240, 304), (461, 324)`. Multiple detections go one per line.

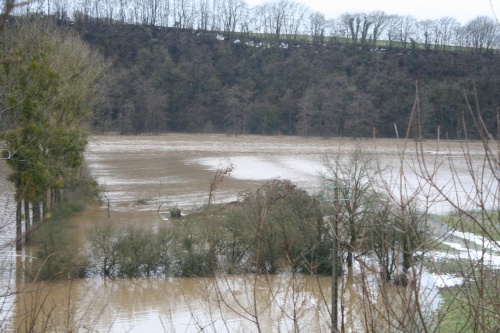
(208, 158), (234, 207)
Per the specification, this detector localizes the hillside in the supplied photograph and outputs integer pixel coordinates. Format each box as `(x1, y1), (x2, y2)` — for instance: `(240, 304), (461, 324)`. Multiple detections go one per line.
(75, 22), (500, 138)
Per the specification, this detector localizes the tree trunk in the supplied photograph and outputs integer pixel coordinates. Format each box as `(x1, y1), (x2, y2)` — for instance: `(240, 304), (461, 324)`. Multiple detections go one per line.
(24, 200), (31, 245)
(42, 194), (47, 218)
(54, 187), (61, 203)
(347, 216), (356, 276)
(16, 194), (22, 251)
(401, 238), (411, 286)
(33, 199), (41, 224)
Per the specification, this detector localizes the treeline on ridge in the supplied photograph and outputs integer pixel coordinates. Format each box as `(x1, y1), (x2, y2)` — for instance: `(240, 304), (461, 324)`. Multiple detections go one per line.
(77, 20), (499, 138)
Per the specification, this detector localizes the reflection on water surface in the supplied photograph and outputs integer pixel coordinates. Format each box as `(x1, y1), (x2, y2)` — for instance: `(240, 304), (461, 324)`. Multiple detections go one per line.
(14, 274), (335, 332)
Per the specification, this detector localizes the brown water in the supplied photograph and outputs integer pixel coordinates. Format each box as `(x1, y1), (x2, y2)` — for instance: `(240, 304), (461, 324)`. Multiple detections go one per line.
(13, 274), (337, 332)
(1, 134), (495, 332)
(85, 134), (340, 212)
(85, 134), (491, 216)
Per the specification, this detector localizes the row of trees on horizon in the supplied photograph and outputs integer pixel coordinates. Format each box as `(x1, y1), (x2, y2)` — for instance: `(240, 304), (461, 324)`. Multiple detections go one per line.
(11, 0), (500, 51)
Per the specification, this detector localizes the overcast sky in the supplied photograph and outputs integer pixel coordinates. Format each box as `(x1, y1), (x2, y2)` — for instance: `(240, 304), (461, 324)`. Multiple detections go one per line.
(247, 0), (500, 24)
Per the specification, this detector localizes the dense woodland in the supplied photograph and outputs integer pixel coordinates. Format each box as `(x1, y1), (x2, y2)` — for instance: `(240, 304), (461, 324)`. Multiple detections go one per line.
(79, 21), (500, 138)
(6, 0), (500, 138)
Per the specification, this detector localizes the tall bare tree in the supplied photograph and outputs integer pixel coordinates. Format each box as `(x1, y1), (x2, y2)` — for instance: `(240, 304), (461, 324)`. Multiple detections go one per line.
(369, 10), (389, 45)
(218, 0), (246, 34)
(173, 0), (196, 28)
(308, 11), (325, 43)
(464, 16), (500, 51)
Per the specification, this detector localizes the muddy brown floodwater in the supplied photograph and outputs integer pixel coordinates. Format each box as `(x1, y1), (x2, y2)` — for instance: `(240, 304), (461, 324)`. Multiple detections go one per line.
(84, 134), (489, 216)
(1, 134), (493, 332)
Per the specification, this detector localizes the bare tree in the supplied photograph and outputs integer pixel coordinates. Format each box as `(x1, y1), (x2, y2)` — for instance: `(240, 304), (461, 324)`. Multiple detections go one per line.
(308, 11), (325, 43)
(267, 0), (285, 40)
(437, 17), (460, 50)
(1, 0), (28, 34)
(224, 86), (250, 136)
(413, 85), (500, 332)
(207, 158), (234, 207)
(369, 11), (389, 46)
(255, 0), (305, 41)
(385, 14), (402, 47)
(281, 0), (308, 40)
(159, 0), (170, 26)
(416, 18), (436, 49)
(340, 12), (362, 44)
(172, 0), (196, 29)
(218, 0), (246, 34)
(248, 3), (268, 36)
(197, 0), (210, 30)
(296, 86), (317, 138)
(399, 15), (417, 48)
(322, 146), (381, 281)
(464, 16), (500, 51)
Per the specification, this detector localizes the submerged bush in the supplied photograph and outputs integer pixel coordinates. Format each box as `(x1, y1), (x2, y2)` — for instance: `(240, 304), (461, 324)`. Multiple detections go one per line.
(89, 224), (176, 278)
(87, 180), (330, 278)
(89, 223), (219, 278)
(87, 179), (427, 279)
(216, 180), (331, 274)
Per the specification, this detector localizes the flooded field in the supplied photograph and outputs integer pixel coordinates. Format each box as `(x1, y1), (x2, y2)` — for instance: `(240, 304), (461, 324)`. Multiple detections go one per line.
(84, 134), (489, 216)
(1, 134), (498, 332)
(86, 134), (336, 212)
